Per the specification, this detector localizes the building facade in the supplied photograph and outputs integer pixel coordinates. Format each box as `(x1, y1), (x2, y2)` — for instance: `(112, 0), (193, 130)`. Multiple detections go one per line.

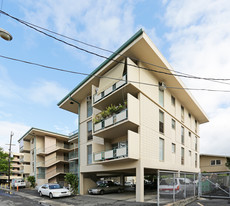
(0, 152), (23, 183)
(18, 128), (78, 186)
(58, 29), (209, 202)
(200, 154), (230, 173)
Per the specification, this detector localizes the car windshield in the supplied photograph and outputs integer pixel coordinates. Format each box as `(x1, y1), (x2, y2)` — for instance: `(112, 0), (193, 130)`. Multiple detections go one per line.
(49, 184), (62, 189)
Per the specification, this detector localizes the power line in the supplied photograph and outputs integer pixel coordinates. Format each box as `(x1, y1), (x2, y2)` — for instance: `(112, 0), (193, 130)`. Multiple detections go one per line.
(1, 10), (230, 83)
(1, 54), (230, 93)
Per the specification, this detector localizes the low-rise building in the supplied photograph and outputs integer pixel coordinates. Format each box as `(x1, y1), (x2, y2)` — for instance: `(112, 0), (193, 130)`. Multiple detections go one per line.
(200, 154), (230, 173)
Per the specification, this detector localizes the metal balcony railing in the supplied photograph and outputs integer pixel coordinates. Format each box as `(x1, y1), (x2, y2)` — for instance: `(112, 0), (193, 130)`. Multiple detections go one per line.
(94, 109), (128, 133)
(93, 75), (127, 104)
(93, 146), (128, 162)
(69, 151), (78, 160)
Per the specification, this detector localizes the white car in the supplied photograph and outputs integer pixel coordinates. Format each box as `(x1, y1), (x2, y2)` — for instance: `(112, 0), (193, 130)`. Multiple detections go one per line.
(38, 183), (71, 198)
(12, 178), (26, 188)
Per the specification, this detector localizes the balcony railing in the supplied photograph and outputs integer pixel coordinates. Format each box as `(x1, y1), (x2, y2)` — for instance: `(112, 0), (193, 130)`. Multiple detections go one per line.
(94, 147), (128, 162)
(94, 109), (127, 132)
(93, 75), (127, 104)
(69, 151), (78, 160)
(37, 143), (70, 155)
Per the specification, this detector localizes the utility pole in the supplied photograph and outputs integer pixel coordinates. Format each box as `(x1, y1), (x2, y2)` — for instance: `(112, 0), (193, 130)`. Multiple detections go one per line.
(7, 131), (14, 188)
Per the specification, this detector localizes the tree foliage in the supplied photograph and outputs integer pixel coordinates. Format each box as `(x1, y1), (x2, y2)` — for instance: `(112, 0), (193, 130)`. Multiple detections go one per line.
(27, 176), (36, 188)
(225, 157), (230, 169)
(64, 173), (78, 194)
(0, 147), (9, 173)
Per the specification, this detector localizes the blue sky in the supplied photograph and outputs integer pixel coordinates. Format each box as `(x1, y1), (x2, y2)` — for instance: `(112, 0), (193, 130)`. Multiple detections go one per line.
(1, 0), (230, 155)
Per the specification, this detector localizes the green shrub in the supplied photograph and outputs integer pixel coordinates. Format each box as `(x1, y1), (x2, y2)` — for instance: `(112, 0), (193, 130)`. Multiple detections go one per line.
(27, 176), (35, 188)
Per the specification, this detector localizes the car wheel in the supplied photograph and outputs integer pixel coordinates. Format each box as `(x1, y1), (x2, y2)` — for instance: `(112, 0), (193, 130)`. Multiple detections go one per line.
(49, 193), (53, 199)
(39, 191), (43, 197)
(100, 190), (104, 195)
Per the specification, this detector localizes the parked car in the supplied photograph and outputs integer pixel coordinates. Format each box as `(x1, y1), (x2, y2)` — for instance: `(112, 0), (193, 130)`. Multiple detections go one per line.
(12, 178), (26, 188)
(159, 178), (194, 197)
(38, 183), (71, 199)
(88, 181), (124, 195)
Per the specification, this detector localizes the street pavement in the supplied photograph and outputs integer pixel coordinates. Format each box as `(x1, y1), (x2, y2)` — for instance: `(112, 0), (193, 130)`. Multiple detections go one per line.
(187, 197), (230, 206)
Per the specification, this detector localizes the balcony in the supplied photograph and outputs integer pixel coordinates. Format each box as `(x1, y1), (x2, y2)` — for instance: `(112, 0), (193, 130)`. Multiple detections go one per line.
(19, 141), (30, 152)
(46, 167), (69, 180)
(69, 150), (78, 161)
(93, 130), (139, 164)
(93, 75), (127, 104)
(20, 165), (30, 174)
(36, 161), (45, 167)
(93, 93), (139, 138)
(37, 143), (71, 156)
(45, 156), (69, 168)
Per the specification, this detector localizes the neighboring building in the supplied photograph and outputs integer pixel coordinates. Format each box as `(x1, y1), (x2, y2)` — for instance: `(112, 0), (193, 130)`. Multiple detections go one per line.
(58, 29), (209, 202)
(200, 154), (230, 173)
(18, 128), (76, 186)
(0, 152), (23, 183)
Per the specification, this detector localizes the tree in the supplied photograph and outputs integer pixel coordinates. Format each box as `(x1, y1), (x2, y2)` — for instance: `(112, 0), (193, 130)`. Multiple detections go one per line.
(0, 147), (9, 173)
(27, 176), (35, 188)
(64, 173), (78, 194)
(225, 157), (230, 169)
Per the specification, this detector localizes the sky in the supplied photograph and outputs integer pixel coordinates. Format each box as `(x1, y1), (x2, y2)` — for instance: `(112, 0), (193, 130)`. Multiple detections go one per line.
(0, 0), (230, 156)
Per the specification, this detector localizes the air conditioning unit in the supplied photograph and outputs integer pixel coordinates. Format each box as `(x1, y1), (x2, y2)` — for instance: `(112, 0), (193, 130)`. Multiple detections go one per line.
(159, 82), (166, 91)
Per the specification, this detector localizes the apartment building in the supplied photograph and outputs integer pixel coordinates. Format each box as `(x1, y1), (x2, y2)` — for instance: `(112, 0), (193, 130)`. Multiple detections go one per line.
(0, 152), (23, 183)
(200, 154), (230, 173)
(58, 29), (209, 202)
(18, 128), (75, 186)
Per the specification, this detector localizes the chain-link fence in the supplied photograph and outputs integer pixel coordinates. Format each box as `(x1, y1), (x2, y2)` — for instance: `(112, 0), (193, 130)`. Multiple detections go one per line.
(158, 171), (198, 205)
(199, 172), (230, 199)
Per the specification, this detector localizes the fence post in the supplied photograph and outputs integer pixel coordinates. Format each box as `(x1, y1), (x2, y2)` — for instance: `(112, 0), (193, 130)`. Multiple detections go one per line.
(173, 173), (175, 202)
(193, 173), (196, 197)
(198, 173), (201, 198)
(184, 173), (186, 198)
(157, 170), (160, 206)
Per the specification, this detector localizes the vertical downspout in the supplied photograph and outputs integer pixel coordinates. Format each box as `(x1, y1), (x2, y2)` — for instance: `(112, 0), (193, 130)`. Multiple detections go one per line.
(69, 96), (80, 194)
(34, 134), (37, 183)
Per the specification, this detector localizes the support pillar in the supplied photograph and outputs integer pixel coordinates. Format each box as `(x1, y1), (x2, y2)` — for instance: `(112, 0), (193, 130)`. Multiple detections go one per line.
(79, 173), (84, 195)
(120, 174), (125, 186)
(136, 166), (144, 202)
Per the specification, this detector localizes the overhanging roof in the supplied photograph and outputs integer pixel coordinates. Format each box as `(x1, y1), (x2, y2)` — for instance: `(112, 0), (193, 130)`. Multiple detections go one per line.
(58, 29), (209, 124)
(18, 127), (69, 142)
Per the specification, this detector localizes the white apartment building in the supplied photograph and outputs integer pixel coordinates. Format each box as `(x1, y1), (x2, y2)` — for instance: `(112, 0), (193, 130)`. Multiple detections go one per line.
(58, 29), (208, 202)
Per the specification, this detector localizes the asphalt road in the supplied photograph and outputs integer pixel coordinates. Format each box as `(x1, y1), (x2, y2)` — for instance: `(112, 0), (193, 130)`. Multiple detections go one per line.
(0, 189), (41, 206)
(187, 198), (230, 206)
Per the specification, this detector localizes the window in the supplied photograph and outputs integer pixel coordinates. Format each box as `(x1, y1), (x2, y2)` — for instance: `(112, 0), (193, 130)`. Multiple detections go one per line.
(87, 144), (92, 164)
(87, 121), (93, 141)
(159, 83), (164, 107)
(159, 138), (164, 161)
(171, 119), (176, 129)
(87, 96), (92, 117)
(171, 95), (175, 106)
(195, 153), (198, 168)
(195, 120), (198, 133)
(188, 131), (191, 137)
(211, 160), (216, 166)
(181, 126), (184, 145)
(181, 147), (185, 165)
(211, 160), (221, 165)
(159, 110), (164, 133)
(172, 143), (176, 153)
(216, 160), (221, 165)
(181, 106), (184, 122)
(195, 136), (198, 151)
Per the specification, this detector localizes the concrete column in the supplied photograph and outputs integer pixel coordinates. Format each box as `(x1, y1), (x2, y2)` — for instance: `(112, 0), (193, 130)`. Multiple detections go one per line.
(120, 174), (125, 186)
(79, 173), (84, 195)
(136, 166), (144, 202)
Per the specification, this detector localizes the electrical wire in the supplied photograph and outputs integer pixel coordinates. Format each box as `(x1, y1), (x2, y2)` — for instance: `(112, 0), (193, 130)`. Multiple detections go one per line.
(1, 54), (230, 93)
(1, 10), (230, 83)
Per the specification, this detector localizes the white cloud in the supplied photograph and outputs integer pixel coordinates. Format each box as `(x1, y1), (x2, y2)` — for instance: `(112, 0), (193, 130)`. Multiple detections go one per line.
(19, 0), (137, 66)
(28, 80), (68, 106)
(0, 121), (30, 153)
(163, 0), (230, 155)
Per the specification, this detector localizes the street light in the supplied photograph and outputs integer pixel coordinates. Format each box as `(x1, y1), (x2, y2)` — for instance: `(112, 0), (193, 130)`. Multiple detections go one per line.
(0, 27), (12, 41)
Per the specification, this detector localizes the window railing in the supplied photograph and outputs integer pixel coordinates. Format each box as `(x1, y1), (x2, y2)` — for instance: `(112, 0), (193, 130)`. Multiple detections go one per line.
(93, 75), (127, 104)
(69, 151), (78, 160)
(94, 146), (128, 162)
(94, 109), (128, 132)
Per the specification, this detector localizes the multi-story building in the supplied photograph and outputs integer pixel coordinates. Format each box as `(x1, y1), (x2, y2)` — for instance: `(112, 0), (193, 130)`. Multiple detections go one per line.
(58, 29), (209, 202)
(18, 128), (74, 186)
(0, 152), (23, 183)
(200, 154), (230, 173)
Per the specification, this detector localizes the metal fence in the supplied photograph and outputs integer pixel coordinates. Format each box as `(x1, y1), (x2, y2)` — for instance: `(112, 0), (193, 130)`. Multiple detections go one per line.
(158, 171), (198, 205)
(199, 172), (230, 199)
